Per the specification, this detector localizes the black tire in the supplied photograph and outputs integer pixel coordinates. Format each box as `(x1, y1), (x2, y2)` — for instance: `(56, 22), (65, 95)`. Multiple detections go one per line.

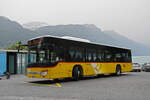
(53, 79), (59, 82)
(97, 74), (104, 77)
(139, 70), (141, 72)
(72, 66), (82, 81)
(115, 66), (121, 76)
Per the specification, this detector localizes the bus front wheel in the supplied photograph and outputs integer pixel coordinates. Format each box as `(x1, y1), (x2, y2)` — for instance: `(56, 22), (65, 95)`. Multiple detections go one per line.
(72, 66), (82, 81)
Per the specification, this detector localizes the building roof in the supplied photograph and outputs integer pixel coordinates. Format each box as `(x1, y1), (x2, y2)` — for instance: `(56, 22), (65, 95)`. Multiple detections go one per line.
(0, 49), (28, 53)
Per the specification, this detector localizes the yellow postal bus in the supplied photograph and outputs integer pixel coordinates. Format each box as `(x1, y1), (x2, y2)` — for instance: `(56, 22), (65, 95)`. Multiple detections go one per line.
(26, 35), (132, 80)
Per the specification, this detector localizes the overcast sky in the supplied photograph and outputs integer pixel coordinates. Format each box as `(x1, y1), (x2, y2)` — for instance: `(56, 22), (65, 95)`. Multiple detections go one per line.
(0, 0), (150, 45)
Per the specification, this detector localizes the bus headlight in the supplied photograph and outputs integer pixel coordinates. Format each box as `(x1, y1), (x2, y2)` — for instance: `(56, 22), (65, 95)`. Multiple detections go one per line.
(40, 71), (48, 76)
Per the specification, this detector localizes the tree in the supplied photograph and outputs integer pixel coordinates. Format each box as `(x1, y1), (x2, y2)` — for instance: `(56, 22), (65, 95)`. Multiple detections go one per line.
(6, 41), (28, 50)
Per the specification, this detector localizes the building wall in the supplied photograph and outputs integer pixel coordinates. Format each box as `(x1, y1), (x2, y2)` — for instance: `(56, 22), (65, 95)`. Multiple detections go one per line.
(0, 52), (7, 76)
(0, 51), (28, 75)
(7, 52), (17, 74)
(17, 53), (28, 74)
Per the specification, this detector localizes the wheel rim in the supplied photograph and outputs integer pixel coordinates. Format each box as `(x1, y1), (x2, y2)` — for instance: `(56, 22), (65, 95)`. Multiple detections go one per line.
(77, 68), (81, 77)
(73, 67), (82, 80)
(116, 67), (121, 75)
(117, 69), (121, 75)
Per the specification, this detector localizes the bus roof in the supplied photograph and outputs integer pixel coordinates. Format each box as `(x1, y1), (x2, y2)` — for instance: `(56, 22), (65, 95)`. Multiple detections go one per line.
(28, 35), (131, 50)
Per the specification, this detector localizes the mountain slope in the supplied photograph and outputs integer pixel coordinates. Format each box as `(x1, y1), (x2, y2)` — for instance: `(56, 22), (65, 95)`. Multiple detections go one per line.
(0, 16), (38, 48)
(35, 24), (115, 44)
(23, 22), (49, 30)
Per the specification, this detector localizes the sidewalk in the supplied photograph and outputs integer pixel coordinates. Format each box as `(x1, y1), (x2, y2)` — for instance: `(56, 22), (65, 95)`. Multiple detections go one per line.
(0, 74), (26, 80)
(0, 75), (5, 80)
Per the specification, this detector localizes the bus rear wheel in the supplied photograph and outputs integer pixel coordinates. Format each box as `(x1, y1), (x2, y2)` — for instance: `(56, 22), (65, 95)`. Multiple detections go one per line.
(115, 66), (121, 76)
(72, 66), (82, 81)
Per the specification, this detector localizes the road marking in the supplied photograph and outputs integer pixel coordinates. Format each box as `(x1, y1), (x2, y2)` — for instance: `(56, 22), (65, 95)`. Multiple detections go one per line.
(56, 83), (62, 87)
(24, 82), (62, 87)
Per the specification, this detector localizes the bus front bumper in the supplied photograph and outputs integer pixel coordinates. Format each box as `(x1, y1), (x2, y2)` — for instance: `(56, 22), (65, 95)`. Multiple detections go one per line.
(26, 68), (50, 79)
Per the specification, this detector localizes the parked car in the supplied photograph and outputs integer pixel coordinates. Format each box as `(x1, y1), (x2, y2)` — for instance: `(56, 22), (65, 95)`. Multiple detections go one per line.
(132, 63), (141, 72)
(142, 63), (150, 72)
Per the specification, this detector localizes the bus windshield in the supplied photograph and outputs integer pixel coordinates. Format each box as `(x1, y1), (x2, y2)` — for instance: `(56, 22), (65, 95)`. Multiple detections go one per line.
(28, 48), (58, 65)
(28, 44), (66, 66)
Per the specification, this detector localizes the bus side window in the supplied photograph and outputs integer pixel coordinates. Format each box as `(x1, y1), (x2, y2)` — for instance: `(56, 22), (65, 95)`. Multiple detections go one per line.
(104, 50), (112, 62)
(122, 52), (131, 62)
(116, 52), (128, 62)
(87, 49), (96, 62)
(65, 52), (71, 62)
(69, 47), (84, 62)
(96, 50), (104, 62)
(120, 53), (126, 62)
(87, 51), (92, 62)
(93, 51), (97, 62)
(55, 46), (65, 62)
(75, 48), (83, 62)
(69, 47), (76, 62)
(115, 53), (121, 62)
(127, 52), (132, 62)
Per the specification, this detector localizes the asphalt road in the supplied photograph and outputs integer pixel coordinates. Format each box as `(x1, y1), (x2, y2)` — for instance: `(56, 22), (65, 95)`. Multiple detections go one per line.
(0, 72), (150, 100)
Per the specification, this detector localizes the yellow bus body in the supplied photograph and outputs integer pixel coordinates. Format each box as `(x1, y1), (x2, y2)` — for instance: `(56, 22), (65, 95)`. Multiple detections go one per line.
(27, 62), (132, 79)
